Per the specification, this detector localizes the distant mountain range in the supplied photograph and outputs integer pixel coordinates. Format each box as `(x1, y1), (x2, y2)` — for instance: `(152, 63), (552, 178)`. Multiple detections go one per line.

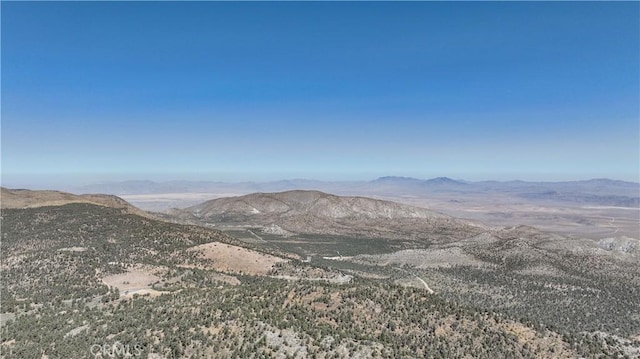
(74, 176), (640, 208)
(373, 176), (467, 185)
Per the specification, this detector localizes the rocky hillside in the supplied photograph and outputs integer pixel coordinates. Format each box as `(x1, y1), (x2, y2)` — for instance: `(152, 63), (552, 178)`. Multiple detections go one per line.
(176, 190), (485, 242)
(189, 190), (446, 219)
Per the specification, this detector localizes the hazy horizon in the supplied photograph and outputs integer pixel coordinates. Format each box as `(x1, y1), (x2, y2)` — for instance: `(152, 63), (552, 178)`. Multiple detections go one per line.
(2, 2), (639, 186)
(2, 172), (639, 192)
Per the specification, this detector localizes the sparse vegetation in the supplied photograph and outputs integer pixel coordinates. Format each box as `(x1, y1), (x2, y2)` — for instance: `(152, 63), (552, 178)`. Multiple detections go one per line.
(1, 202), (638, 358)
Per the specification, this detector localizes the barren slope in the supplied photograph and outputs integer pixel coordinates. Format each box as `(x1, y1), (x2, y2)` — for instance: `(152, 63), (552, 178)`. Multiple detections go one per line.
(1, 187), (149, 217)
(177, 190), (485, 242)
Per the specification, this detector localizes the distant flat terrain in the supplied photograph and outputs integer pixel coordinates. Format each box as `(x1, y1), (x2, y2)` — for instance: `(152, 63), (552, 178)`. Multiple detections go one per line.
(378, 192), (640, 240)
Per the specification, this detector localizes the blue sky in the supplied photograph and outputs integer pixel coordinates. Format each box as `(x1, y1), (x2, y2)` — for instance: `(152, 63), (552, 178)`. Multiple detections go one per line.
(2, 2), (639, 184)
